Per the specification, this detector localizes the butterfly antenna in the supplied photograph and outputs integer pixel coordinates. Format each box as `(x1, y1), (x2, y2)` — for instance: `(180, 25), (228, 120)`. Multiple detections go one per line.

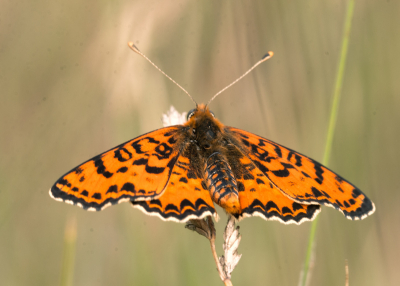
(206, 51), (274, 107)
(128, 42), (197, 107)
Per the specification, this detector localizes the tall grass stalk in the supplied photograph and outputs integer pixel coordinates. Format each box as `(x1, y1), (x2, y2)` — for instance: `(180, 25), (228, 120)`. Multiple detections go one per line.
(300, 0), (355, 285)
(60, 216), (77, 286)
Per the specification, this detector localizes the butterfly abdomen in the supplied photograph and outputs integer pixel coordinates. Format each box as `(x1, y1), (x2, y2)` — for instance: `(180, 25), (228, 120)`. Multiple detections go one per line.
(204, 152), (241, 216)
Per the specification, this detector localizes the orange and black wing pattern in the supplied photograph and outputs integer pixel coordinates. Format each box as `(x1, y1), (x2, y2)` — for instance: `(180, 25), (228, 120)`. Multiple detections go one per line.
(131, 155), (218, 222)
(227, 127), (375, 220)
(235, 154), (320, 224)
(50, 127), (182, 211)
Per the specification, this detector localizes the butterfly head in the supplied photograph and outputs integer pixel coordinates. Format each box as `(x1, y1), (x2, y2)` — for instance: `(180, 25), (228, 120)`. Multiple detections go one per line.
(185, 104), (224, 151)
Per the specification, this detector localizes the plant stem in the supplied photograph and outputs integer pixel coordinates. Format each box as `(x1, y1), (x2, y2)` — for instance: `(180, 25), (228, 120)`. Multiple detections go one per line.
(300, 1), (355, 285)
(60, 216), (77, 286)
(206, 217), (233, 285)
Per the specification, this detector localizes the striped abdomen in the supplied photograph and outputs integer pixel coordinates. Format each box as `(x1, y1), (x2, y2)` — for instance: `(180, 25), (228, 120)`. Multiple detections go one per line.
(204, 152), (241, 215)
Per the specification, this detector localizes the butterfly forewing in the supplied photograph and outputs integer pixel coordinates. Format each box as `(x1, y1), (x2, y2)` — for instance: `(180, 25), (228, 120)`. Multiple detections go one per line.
(50, 127), (182, 211)
(227, 127), (375, 220)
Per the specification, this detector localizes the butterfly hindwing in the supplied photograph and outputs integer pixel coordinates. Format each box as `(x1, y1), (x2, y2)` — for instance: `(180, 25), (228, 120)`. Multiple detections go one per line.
(227, 127), (375, 220)
(131, 155), (218, 222)
(235, 154), (321, 224)
(50, 127), (182, 211)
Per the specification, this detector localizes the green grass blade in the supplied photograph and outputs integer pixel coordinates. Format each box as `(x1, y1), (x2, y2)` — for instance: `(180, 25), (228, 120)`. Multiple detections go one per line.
(60, 216), (77, 286)
(300, 0), (356, 285)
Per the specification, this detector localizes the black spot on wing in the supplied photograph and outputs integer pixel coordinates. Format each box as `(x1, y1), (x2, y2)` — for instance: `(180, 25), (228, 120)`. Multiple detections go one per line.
(130, 136), (160, 154)
(117, 166), (128, 173)
(247, 199), (264, 210)
(271, 162), (295, 178)
(253, 160), (269, 174)
(287, 151), (302, 167)
(57, 178), (70, 187)
(251, 144), (276, 162)
(154, 143), (173, 160)
(180, 199), (195, 210)
(145, 165), (165, 174)
(149, 199), (162, 207)
(144, 137), (160, 144)
(282, 207), (293, 214)
(121, 183), (135, 193)
(237, 181), (245, 192)
(271, 168), (290, 177)
(292, 202), (303, 211)
(103, 171), (113, 178)
(114, 147), (132, 162)
(281, 162), (295, 169)
(311, 187), (323, 197)
(321, 191), (331, 199)
(265, 201), (279, 212)
(312, 160), (324, 184)
(352, 188), (362, 198)
(106, 185), (118, 194)
(241, 139), (250, 147)
(132, 158), (148, 166)
(168, 136), (177, 144)
(273, 144), (282, 158)
(92, 193), (102, 200)
(195, 198), (211, 210)
(165, 204), (179, 212)
(336, 200), (344, 208)
(94, 158), (114, 178)
(256, 178), (265, 185)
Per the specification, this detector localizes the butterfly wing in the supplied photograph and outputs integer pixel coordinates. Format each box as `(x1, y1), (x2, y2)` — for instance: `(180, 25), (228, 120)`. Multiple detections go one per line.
(131, 155), (218, 222)
(50, 127), (182, 211)
(235, 155), (320, 224)
(227, 127), (375, 220)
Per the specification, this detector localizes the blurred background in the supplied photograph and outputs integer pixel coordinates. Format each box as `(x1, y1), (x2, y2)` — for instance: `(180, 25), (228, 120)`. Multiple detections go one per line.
(0, 0), (398, 285)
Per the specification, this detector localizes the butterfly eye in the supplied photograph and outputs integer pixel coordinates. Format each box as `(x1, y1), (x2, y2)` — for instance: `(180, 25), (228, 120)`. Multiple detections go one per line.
(210, 111), (215, 118)
(187, 109), (196, 120)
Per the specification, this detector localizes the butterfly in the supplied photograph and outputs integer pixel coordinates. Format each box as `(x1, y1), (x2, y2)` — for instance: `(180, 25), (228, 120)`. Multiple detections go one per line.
(49, 43), (375, 225)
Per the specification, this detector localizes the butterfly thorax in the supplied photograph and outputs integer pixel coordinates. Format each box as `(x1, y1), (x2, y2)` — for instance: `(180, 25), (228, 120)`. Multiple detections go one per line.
(182, 104), (241, 215)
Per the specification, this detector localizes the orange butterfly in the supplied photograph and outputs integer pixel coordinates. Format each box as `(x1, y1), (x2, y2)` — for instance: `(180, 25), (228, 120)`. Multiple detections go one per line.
(50, 43), (375, 224)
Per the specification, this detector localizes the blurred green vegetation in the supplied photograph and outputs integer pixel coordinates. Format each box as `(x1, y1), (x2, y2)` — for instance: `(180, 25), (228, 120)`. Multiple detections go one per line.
(0, 1), (398, 285)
